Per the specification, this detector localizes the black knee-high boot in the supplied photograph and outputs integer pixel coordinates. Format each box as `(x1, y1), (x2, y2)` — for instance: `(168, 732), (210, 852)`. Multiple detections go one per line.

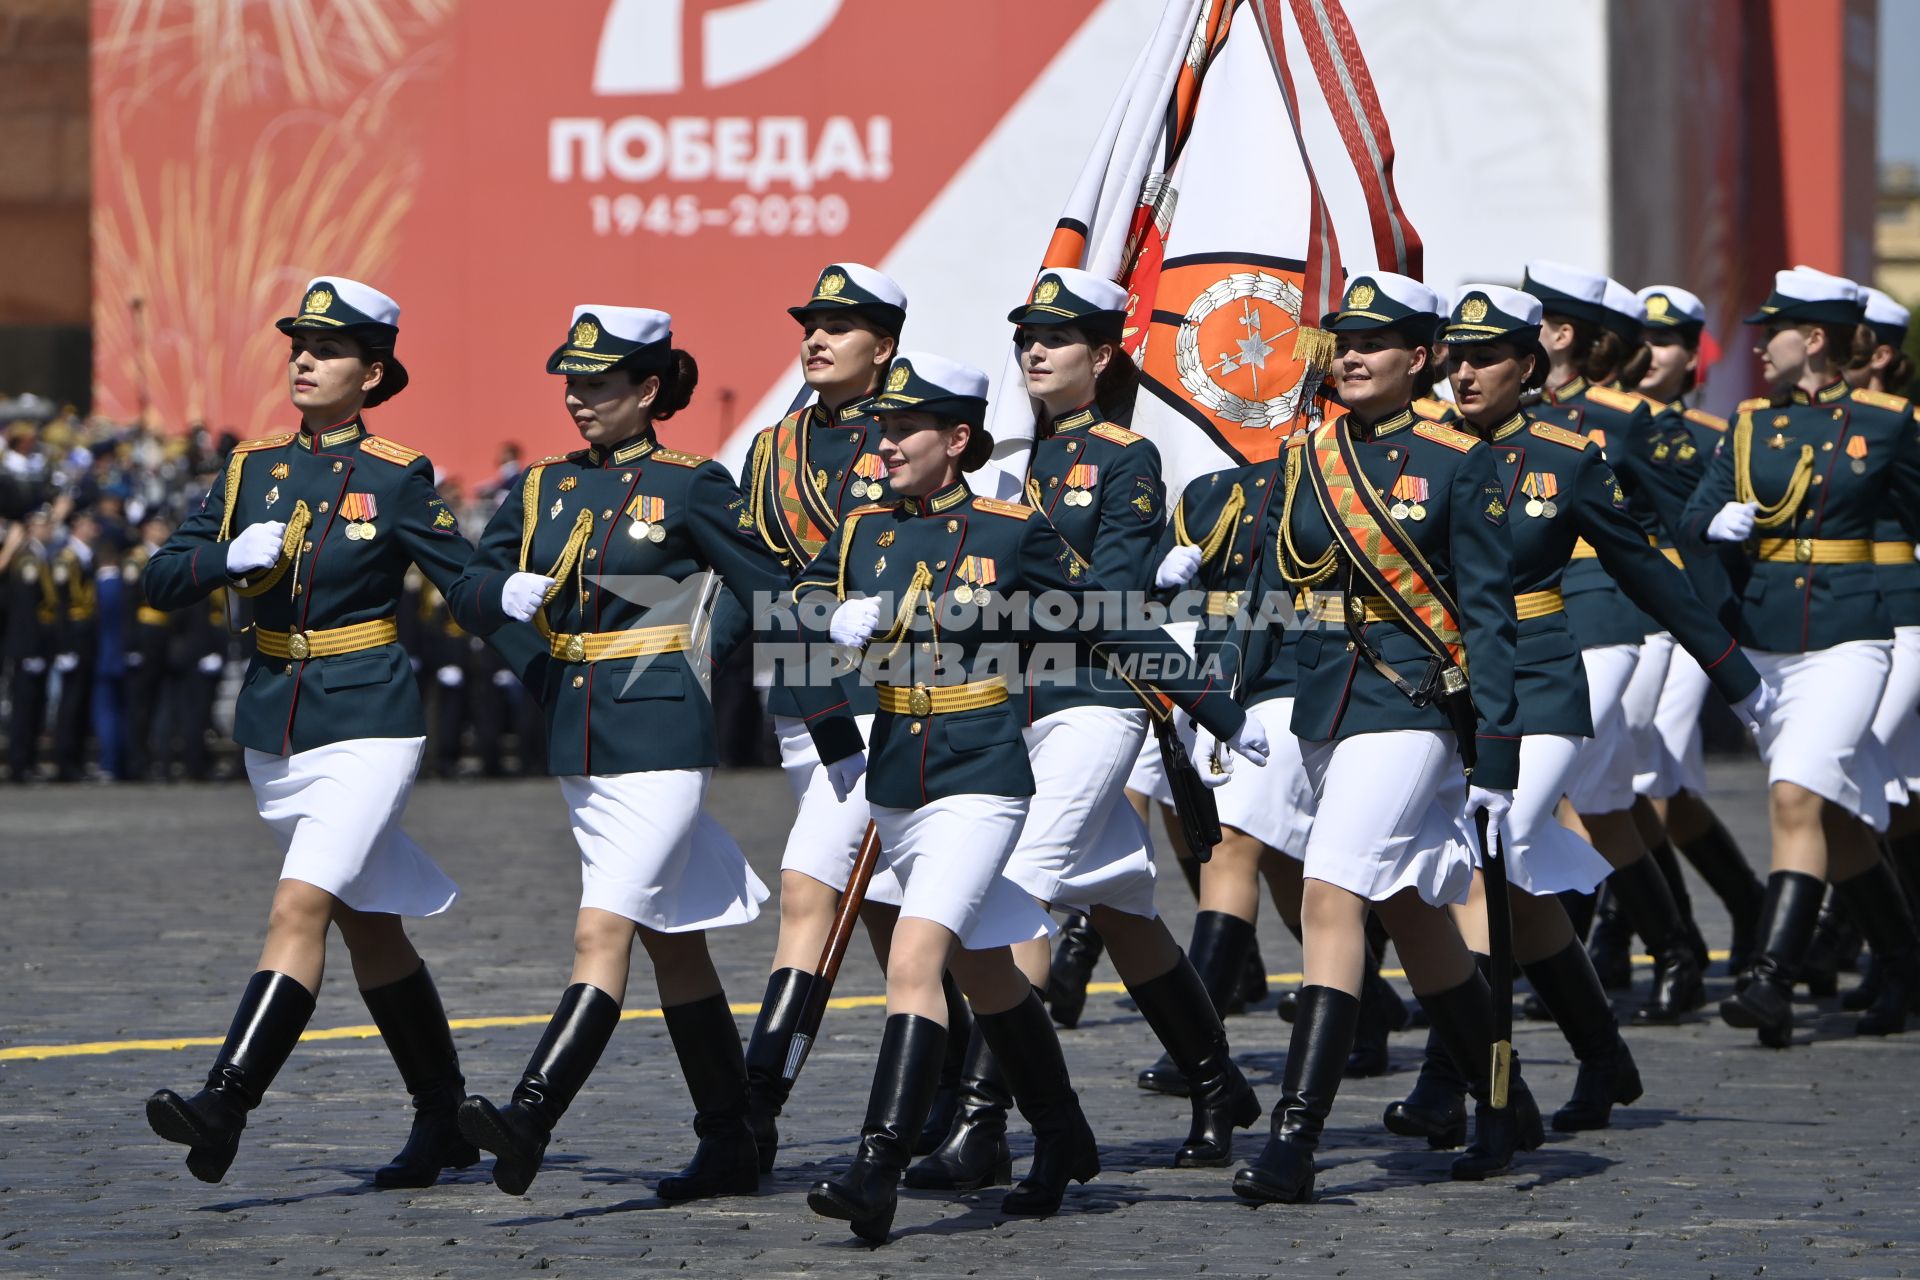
(977, 989), (1100, 1215)
(808, 1014), (946, 1244)
(903, 1021), (1013, 1191)
(1675, 814), (1765, 973)
(1607, 855), (1705, 1023)
(1649, 839), (1711, 968)
(743, 967), (813, 1173)
(457, 983), (620, 1195)
(1719, 871), (1824, 1047)
(1420, 970), (1545, 1181)
(1521, 939), (1642, 1131)
(1232, 985), (1357, 1204)
(1799, 887), (1860, 998)
(1127, 957), (1262, 1166)
(360, 963), (479, 1188)
(658, 993), (760, 1200)
(1047, 913), (1105, 1030)
(1383, 953), (1489, 1151)
(1138, 910), (1253, 1095)
(1833, 861), (1919, 1036)
(146, 970), (316, 1183)
(1583, 884), (1634, 989)
(917, 971), (974, 1152)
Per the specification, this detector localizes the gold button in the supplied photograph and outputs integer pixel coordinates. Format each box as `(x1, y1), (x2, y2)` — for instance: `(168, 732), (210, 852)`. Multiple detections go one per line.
(1822, 441), (1834, 451)
(301, 541), (313, 552)
(1345, 641), (1356, 651)
(318, 501), (330, 513)
(1242, 515), (1254, 524)
(284, 664), (294, 675)
(622, 473), (633, 482)
(1050, 477), (1060, 487)
(1812, 475), (1823, 485)
(1233, 553), (1244, 565)
(572, 675), (585, 688)
(919, 642), (931, 652)
(332, 461), (342, 472)
(1507, 452), (1518, 463)
(946, 520), (958, 532)
(292, 584), (302, 595)
(909, 721), (922, 735)
(1389, 450), (1400, 461)
(1794, 577), (1806, 588)
(602, 509), (614, 519)
(1805, 509), (1815, 518)
(1255, 477), (1267, 487)
(936, 560), (947, 570)
(586, 548), (598, 559)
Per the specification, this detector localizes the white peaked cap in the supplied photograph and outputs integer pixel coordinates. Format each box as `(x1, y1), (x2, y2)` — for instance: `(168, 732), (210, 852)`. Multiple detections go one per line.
(1522, 260), (1606, 305)
(1863, 286), (1910, 331)
(1603, 279), (1646, 322)
(1453, 284), (1543, 327)
(570, 305), (671, 345)
(306, 276), (400, 325)
(1637, 284), (1706, 324)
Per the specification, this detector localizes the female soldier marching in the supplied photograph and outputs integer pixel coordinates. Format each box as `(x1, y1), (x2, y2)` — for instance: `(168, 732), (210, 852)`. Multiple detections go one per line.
(908, 270), (1263, 1195)
(1228, 276), (1537, 1203)
(793, 352), (1267, 1243)
(1383, 284), (1765, 1152)
(1691, 269), (1920, 1045)
(143, 277), (535, 1188)
(445, 305), (861, 1199)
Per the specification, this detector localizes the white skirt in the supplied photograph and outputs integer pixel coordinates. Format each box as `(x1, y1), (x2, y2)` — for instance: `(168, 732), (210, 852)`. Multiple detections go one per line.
(773, 714), (904, 905)
(873, 795), (1056, 950)
(1004, 706), (1158, 919)
(1495, 734), (1615, 896)
(559, 768), (768, 932)
(1752, 642), (1895, 831)
(1565, 643), (1642, 815)
(246, 736), (456, 918)
(1871, 626), (1920, 803)
(1210, 697), (1317, 858)
(1124, 724), (1175, 807)
(1635, 640), (1711, 799)
(1299, 731), (1475, 907)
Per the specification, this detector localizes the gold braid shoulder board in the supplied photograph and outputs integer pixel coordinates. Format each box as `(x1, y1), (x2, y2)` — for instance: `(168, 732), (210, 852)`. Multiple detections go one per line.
(1305, 421), (1468, 675)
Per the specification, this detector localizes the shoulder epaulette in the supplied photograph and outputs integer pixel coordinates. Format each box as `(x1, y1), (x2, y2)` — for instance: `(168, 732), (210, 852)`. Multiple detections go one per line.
(1088, 422), (1145, 447)
(530, 452), (574, 468)
(847, 503), (892, 517)
(1682, 408), (1728, 432)
(1528, 421), (1593, 451)
(1412, 397), (1455, 422)
(1737, 396), (1772, 413)
(972, 496), (1036, 519)
(231, 432), (294, 454)
(360, 435), (425, 467)
(650, 447), (710, 468)
(1584, 385), (1642, 413)
(1413, 421), (1479, 453)
(1851, 387), (1913, 414)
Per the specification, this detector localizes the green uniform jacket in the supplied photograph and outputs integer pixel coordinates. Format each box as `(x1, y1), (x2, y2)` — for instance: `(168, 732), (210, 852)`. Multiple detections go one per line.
(729, 394), (892, 719)
(1682, 382), (1920, 653)
(1875, 511), (1920, 628)
(791, 479), (1244, 810)
(144, 420), (539, 755)
(1541, 379), (1659, 645)
(1478, 411), (1757, 738)
(1159, 456), (1303, 708)
(1019, 406), (1165, 722)
(1275, 409), (1524, 789)
(449, 430), (861, 776)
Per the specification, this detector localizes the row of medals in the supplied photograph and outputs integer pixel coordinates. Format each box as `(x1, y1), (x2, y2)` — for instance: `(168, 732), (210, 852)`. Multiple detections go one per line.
(628, 519), (667, 543)
(343, 521), (379, 541)
(1059, 487), (1095, 507)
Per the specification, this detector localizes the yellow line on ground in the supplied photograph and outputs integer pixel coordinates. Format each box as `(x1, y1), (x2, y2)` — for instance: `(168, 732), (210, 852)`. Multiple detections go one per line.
(0, 954), (1711, 1063)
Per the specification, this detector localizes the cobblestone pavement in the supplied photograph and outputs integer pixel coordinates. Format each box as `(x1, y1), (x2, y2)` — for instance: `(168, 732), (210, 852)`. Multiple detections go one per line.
(2, 760), (1916, 1278)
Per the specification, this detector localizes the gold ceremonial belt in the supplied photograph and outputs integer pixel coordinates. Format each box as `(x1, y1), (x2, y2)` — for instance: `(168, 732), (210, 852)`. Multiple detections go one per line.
(136, 606), (170, 626)
(1571, 534), (1669, 562)
(1874, 541), (1916, 565)
(256, 617), (398, 661)
(1514, 588), (1566, 620)
(1752, 538), (1873, 565)
(1659, 546), (1685, 568)
(547, 623), (692, 664)
(1204, 590), (1309, 616)
(1310, 593), (1396, 624)
(875, 677), (1009, 717)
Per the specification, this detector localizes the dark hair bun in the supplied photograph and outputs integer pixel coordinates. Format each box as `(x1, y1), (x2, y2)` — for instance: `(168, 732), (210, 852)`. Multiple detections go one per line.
(651, 348), (699, 420)
(958, 423), (994, 472)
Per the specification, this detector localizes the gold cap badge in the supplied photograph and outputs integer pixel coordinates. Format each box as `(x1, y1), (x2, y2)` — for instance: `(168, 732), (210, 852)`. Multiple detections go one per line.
(1034, 278), (1061, 305)
(1461, 296), (1489, 324)
(1349, 283), (1376, 309)
(887, 364), (912, 392)
(572, 319), (599, 349)
(305, 288), (333, 315)
(1646, 294), (1670, 318)
(818, 270), (847, 297)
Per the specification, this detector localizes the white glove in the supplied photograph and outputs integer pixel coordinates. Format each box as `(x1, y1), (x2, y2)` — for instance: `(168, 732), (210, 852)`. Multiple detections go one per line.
(436, 664), (464, 687)
(21, 657), (46, 675)
(492, 669), (519, 688)
(1705, 501), (1758, 543)
(825, 750), (867, 802)
(1467, 785), (1513, 828)
(1734, 679), (1776, 734)
(829, 596), (885, 647)
(1192, 723), (1234, 788)
(500, 572), (556, 623)
(53, 652), (79, 673)
(1154, 544), (1204, 590)
(197, 653), (224, 675)
(126, 652), (144, 668)
(226, 521), (287, 576)
(1221, 714), (1270, 769)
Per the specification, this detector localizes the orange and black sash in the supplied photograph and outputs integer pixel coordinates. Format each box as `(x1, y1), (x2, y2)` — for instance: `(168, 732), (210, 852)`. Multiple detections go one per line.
(753, 407), (841, 567)
(1305, 420), (1467, 676)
